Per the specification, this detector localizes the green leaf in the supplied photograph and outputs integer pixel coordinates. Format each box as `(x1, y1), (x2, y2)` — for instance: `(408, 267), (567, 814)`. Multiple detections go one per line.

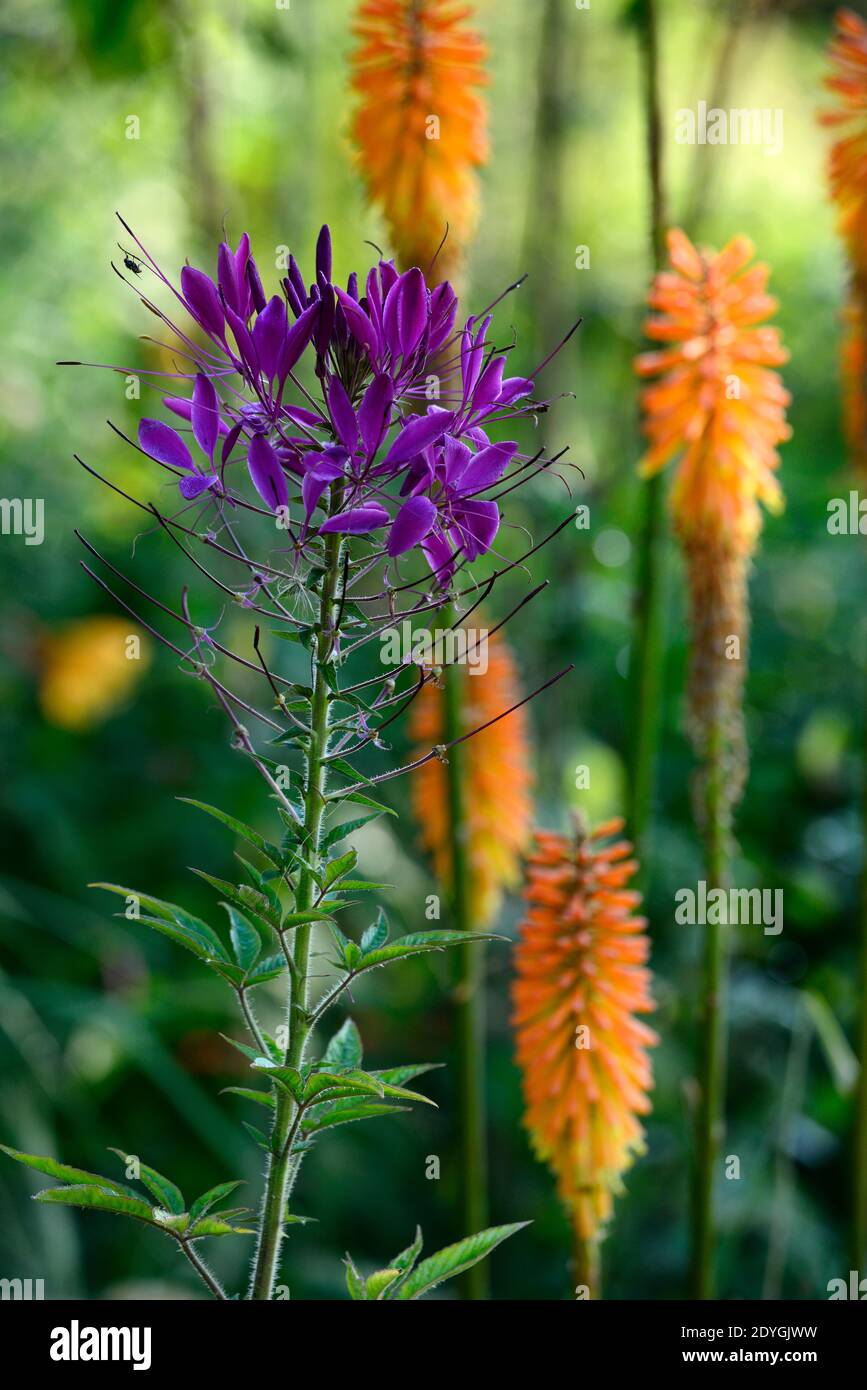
(0, 1146), (137, 1197)
(358, 931), (504, 972)
(222, 906), (261, 972)
(330, 788), (396, 817)
(33, 1185), (158, 1226)
(220, 1033), (266, 1063)
(327, 879), (392, 895)
(91, 884), (230, 962)
(188, 1180), (245, 1228)
(396, 1223), (530, 1299)
(366, 1268), (401, 1300)
(221, 1086), (277, 1110)
(322, 849), (358, 892)
(322, 1018), (363, 1071)
(381, 1227), (425, 1299)
(250, 1060), (305, 1100)
(280, 909), (335, 930)
(189, 869), (280, 935)
(361, 908), (389, 955)
(300, 1100), (409, 1135)
(187, 1216), (255, 1237)
(345, 1253), (367, 1300)
(302, 1070), (384, 1104)
(108, 1150), (184, 1215)
(372, 1063), (443, 1088)
(179, 799), (283, 869)
(241, 1122), (272, 1152)
(321, 814), (381, 851)
(246, 952), (287, 986)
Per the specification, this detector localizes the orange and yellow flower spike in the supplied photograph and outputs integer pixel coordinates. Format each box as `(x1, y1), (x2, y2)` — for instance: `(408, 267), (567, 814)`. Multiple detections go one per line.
(350, 0), (488, 278)
(512, 818), (657, 1270)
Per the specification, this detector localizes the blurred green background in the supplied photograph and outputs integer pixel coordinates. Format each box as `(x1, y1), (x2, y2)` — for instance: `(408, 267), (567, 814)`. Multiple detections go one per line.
(0, 0), (863, 1299)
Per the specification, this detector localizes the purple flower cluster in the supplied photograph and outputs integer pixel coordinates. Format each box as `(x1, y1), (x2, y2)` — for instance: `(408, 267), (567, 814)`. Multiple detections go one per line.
(134, 225), (537, 582)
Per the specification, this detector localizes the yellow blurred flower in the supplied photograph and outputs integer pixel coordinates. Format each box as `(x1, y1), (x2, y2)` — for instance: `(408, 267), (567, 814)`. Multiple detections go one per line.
(39, 616), (150, 731)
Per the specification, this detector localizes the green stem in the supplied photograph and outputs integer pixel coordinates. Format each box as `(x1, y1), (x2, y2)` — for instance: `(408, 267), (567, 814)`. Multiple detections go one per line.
(628, 0), (668, 857)
(573, 1230), (600, 1300)
(248, 513), (344, 1301)
(443, 652), (489, 1299)
(691, 718), (730, 1299)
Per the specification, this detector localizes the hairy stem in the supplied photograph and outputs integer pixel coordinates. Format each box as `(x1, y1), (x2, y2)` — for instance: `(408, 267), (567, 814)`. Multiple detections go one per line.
(443, 654), (489, 1300)
(248, 510), (344, 1301)
(691, 717), (730, 1299)
(179, 1238), (228, 1300)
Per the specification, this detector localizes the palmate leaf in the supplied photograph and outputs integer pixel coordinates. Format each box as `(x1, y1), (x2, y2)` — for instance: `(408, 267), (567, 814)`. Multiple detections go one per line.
(395, 1223), (530, 1299)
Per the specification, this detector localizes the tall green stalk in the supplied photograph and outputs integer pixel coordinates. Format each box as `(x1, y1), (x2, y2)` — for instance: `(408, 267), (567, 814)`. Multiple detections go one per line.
(628, 0), (668, 854)
(249, 516), (344, 1302)
(690, 718), (730, 1299)
(442, 654), (489, 1300)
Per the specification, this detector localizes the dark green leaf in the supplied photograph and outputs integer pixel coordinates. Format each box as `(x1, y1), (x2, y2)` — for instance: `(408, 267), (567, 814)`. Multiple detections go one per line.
(108, 1150), (184, 1215)
(396, 1223), (530, 1299)
(0, 1146), (137, 1197)
(322, 1018), (363, 1070)
(361, 908), (389, 954)
(188, 1180), (245, 1228)
(222, 906), (261, 971)
(179, 799), (283, 869)
(33, 1185), (158, 1226)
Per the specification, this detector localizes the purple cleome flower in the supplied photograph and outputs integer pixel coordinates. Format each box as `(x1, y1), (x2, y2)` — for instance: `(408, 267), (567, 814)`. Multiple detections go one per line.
(133, 226), (540, 582)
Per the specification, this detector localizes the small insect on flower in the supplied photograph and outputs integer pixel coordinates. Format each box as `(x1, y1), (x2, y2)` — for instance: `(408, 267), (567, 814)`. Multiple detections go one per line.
(512, 817), (657, 1244)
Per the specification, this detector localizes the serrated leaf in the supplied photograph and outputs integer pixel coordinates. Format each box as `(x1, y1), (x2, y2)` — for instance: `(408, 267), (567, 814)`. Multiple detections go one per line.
(250, 1060), (304, 1100)
(91, 884), (230, 962)
(189, 869), (280, 935)
(188, 1216), (255, 1237)
(221, 1086), (277, 1110)
(222, 906), (261, 971)
(245, 952), (287, 986)
(322, 849), (358, 892)
(322, 814), (381, 851)
(396, 1223), (530, 1299)
(0, 1146), (137, 1197)
(322, 1018), (363, 1071)
(241, 1122), (271, 1152)
(302, 1070), (383, 1104)
(372, 1063), (443, 1087)
(188, 1180), (245, 1228)
(361, 908), (389, 954)
(179, 799), (283, 869)
(359, 931), (504, 971)
(300, 1100), (409, 1135)
(33, 1185), (158, 1225)
(109, 1150), (184, 1215)
(280, 909), (335, 930)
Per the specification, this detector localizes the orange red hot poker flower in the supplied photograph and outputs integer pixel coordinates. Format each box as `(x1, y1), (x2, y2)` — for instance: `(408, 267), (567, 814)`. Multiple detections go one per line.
(635, 228), (790, 557)
(512, 819), (657, 1243)
(821, 8), (867, 273)
(409, 631), (532, 927)
(821, 9), (867, 469)
(350, 0), (488, 277)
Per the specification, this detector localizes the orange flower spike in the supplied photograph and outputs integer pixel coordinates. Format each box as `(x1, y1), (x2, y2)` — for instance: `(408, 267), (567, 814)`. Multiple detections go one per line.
(512, 818), (657, 1244)
(409, 631), (533, 926)
(821, 9), (867, 272)
(350, 0), (488, 277)
(636, 228), (790, 557)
